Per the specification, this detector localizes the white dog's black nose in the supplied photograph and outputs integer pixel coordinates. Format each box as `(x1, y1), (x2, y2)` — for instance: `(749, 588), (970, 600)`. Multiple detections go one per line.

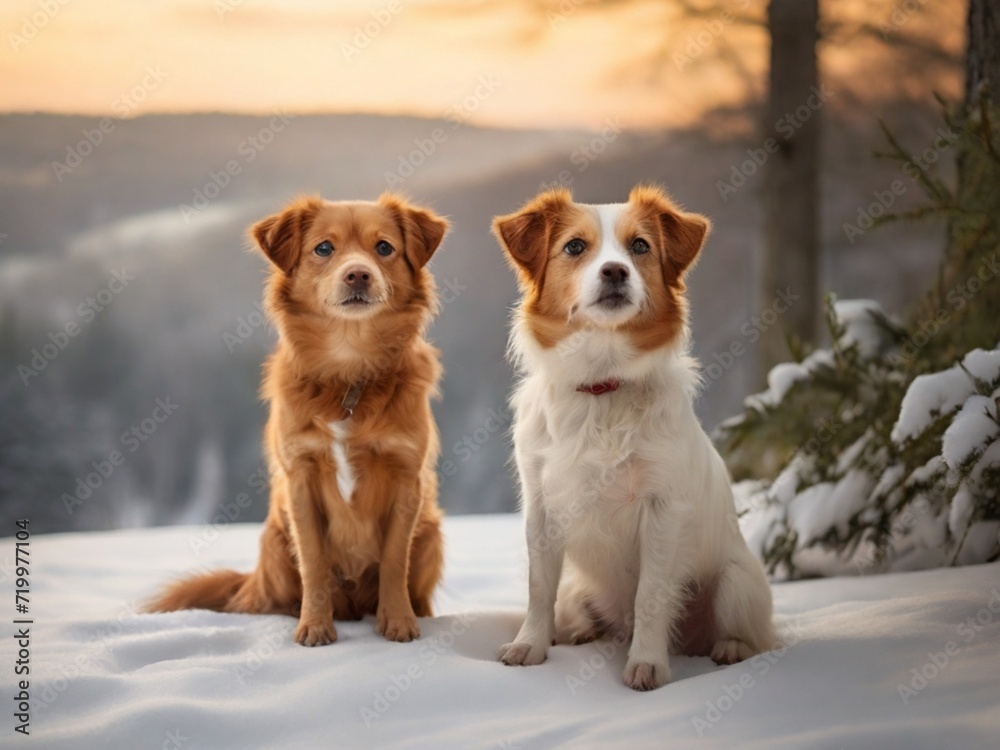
(601, 262), (629, 285)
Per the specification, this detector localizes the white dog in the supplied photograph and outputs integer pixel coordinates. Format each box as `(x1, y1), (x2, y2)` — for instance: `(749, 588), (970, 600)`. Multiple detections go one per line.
(492, 185), (776, 691)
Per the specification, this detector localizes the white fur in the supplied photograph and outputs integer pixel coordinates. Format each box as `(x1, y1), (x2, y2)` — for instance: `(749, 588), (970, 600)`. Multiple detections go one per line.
(498, 207), (776, 691)
(328, 421), (356, 504)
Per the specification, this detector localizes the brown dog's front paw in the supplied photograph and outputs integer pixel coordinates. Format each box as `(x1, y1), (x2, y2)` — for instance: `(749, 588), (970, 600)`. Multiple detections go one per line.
(295, 618), (338, 647)
(377, 610), (420, 642)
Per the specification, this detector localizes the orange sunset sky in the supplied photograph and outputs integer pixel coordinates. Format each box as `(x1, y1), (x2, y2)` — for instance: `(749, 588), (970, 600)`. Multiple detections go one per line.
(0, 0), (962, 130)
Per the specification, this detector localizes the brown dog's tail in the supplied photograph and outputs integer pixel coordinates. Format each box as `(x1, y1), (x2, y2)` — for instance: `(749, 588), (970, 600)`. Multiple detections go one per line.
(145, 569), (249, 613)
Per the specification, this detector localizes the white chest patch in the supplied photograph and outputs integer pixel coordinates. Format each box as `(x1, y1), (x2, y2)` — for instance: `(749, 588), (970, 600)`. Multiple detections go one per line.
(328, 421), (357, 504)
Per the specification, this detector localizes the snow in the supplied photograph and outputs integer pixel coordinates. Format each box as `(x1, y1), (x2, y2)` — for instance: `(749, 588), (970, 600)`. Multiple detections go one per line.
(764, 362), (809, 405)
(961, 348), (1000, 383)
(942, 394), (999, 471)
(754, 350), (836, 409)
(834, 298), (890, 360)
(5, 516), (1000, 749)
(787, 482), (835, 543)
(892, 348), (1000, 445)
(892, 367), (976, 444)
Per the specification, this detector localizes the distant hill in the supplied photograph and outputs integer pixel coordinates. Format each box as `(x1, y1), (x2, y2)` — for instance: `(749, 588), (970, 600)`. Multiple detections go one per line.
(0, 107), (951, 531)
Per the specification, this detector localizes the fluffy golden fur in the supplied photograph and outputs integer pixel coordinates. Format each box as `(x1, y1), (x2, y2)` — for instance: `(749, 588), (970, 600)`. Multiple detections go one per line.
(148, 194), (449, 646)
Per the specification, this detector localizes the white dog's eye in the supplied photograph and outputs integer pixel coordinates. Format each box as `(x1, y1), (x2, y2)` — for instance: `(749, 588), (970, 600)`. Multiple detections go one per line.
(630, 238), (650, 255)
(314, 240), (334, 257)
(563, 239), (586, 256)
(375, 240), (395, 257)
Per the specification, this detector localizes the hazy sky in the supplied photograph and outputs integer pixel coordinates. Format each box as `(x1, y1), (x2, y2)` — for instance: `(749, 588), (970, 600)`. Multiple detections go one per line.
(0, 0), (960, 130)
(0, 0), (768, 129)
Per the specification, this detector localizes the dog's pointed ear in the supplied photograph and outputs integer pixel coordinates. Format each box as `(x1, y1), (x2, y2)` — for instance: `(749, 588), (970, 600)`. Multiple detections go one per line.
(492, 189), (571, 280)
(249, 197), (322, 275)
(379, 193), (449, 268)
(629, 185), (710, 275)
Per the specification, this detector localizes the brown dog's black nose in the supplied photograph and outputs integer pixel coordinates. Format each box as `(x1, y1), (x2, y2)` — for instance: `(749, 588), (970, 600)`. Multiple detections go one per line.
(343, 267), (371, 291)
(601, 262), (629, 285)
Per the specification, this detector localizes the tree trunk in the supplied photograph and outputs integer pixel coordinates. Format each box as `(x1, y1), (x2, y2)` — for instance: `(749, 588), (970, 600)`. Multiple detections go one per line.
(963, 0), (1000, 111)
(935, 0), (1000, 361)
(758, 0), (820, 384)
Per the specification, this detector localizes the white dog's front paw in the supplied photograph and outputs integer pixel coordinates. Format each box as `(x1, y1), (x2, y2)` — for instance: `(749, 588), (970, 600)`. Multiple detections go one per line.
(710, 638), (756, 665)
(622, 659), (671, 691)
(497, 641), (549, 666)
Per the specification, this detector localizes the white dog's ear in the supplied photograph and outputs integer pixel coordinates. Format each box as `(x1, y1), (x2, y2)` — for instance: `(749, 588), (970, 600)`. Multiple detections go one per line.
(492, 189), (573, 282)
(629, 185), (711, 276)
(661, 210), (711, 272)
(249, 196), (323, 275)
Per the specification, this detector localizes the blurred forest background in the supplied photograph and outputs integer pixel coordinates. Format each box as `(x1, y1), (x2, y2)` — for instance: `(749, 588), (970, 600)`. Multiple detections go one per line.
(0, 0), (964, 532)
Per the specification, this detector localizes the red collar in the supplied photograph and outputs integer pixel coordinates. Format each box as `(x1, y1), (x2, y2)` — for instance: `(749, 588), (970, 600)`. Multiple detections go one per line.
(576, 379), (623, 395)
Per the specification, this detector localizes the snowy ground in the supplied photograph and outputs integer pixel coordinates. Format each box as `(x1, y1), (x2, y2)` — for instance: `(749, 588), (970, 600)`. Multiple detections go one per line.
(3, 515), (1000, 749)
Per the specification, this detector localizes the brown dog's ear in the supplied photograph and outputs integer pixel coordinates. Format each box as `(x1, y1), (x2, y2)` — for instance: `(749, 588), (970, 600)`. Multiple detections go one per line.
(379, 193), (449, 269)
(492, 189), (571, 280)
(249, 197), (321, 275)
(629, 184), (710, 276)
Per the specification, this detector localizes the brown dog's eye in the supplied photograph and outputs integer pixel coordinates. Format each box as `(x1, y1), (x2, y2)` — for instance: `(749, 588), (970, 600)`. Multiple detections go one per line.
(630, 238), (650, 255)
(314, 240), (334, 257)
(375, 240), (394, 257)
(563, 239), (586, 256)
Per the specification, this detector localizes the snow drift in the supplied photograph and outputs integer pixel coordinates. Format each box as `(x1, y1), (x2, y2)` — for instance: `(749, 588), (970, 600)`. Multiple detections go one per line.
(4, 515), (1000, 749)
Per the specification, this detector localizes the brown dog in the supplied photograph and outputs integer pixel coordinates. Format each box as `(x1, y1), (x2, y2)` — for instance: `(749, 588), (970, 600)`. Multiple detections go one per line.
(148, 194), (448, 645)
